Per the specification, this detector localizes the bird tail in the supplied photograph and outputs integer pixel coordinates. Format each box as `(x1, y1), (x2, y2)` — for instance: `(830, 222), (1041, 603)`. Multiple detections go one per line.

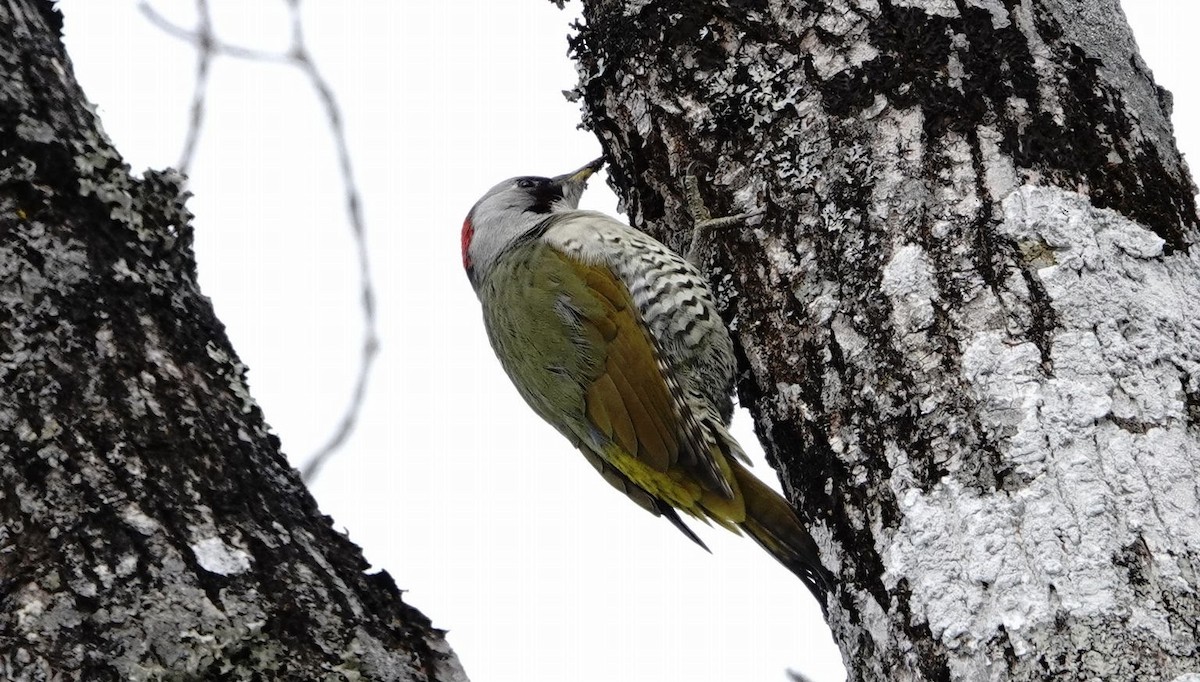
(730, 458), (833, 611)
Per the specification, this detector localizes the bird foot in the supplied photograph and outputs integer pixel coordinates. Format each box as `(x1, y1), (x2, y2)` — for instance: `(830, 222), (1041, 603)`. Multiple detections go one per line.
(683, 162), (763, 263)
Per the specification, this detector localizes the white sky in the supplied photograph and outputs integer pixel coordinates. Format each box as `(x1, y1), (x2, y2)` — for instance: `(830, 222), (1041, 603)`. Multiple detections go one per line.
(56, 3), (1197, 681)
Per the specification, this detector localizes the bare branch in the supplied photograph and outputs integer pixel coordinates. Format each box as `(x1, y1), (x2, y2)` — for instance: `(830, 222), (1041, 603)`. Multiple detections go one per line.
(137, 1), (291, 61)
(289, 0), (380, 483)
(140, 0), (380, 482)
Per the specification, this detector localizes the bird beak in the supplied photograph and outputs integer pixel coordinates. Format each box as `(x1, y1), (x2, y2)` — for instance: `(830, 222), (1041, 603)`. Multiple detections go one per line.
(562, 156), (606, 182)
(553, 157), (606, 210)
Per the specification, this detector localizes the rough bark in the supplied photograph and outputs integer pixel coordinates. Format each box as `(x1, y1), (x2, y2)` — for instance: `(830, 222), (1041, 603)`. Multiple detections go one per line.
(568, 0), (1200, 679)
(0, 3), (466, 680)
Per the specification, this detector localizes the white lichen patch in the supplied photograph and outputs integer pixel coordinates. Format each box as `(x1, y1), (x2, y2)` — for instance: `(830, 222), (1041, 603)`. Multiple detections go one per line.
(871, 106), (927, 228)
(804, 280), (841, 327)
(14, 582), (82, 640)
(74, 130), (147, 235)
(847, 41), (880, 69)
(884, 185), (1200, 671)
(881, 244), (936, 336)
(976, 125), (1019, 202)
(15, 591), (46, 629)
(1010, 4), (1066, 127)
(190, 537), (252, 576)
(963, 0), (1012, 28)
(111, 258), (142, 283)
(16, 112), (55, 143)
(205, 341), (261, 417)
(832, 313), (869, 362)
(626, 88), (653, 139)
(763, 233), (797, 274)
(15, 420), (38, 443)
(801, 14), (874, 80)
(124, 374), (165, 420)
(116, 554), (138, 578)
(962, 334), (1044, 466)
(891, 0), (959, 18)
(934, 132), (984, 216)
(94, 324), (118, 358)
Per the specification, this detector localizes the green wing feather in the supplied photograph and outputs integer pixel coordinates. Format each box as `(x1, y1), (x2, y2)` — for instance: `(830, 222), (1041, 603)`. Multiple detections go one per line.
(479, 241), (745, 527)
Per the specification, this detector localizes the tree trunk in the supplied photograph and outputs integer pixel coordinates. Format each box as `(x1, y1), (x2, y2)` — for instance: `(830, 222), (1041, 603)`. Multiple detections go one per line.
(0, 3), (465, 679)
(569, 0), (1200, 679)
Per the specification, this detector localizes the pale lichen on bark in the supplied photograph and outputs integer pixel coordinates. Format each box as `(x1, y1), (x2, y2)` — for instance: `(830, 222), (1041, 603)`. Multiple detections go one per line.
(890, 188), (1200, 678)
(569, 0), (1200, 678)
(0, 2), (465, 679)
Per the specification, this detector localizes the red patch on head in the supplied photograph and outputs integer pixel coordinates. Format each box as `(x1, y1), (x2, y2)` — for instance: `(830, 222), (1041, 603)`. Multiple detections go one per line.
(461, 216), (474, 271)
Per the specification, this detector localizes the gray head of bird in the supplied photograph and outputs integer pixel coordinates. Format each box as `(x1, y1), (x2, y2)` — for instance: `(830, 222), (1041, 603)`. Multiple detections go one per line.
(462, 157), (605, 288)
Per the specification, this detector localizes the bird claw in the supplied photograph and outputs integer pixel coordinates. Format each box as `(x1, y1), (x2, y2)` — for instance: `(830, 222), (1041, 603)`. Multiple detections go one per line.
(695, 209), (765, 232)
(683, 165), (762, 263)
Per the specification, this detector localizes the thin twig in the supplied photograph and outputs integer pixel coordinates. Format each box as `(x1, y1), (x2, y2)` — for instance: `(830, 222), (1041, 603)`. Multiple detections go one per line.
(289, 0), (379, 483)
(138, 1), (291, 62)
(141, 0), (380, 483)
(175, 0), (211, 174)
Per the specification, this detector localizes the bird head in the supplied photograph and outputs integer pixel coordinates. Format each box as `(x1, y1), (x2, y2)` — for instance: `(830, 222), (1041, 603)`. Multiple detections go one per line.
(462, 157), (605, 286)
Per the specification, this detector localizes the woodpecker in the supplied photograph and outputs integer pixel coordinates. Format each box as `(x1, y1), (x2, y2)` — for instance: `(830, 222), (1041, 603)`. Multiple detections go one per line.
(462, 158), (832, 605)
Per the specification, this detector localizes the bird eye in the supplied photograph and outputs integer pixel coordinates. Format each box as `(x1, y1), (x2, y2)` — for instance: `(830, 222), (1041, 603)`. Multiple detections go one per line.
(516, 178), (536, 189)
